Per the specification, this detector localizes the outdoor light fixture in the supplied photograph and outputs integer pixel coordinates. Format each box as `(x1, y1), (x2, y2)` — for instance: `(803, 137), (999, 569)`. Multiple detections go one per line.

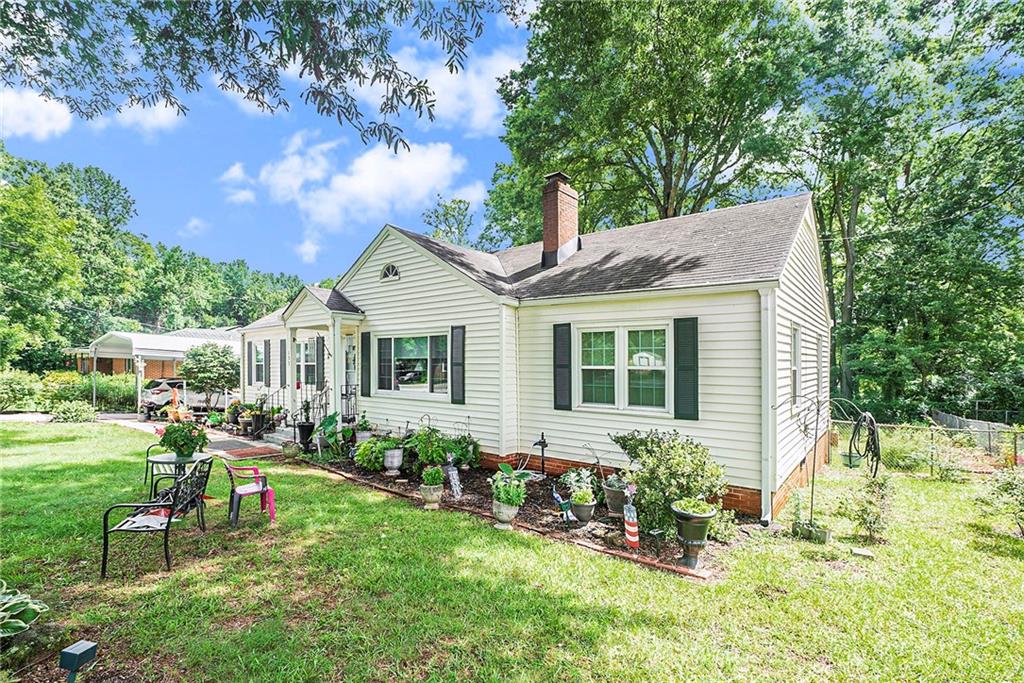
(59, 640), (97, 683)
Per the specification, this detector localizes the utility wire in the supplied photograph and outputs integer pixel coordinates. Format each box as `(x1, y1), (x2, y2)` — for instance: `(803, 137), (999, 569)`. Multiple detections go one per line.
(0, 281), (165, 333)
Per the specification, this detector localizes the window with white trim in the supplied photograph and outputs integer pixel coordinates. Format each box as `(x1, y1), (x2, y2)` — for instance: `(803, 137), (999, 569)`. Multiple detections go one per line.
(376, 334), (448, 393)
(790, 324), (801, 405)
(295, 340), (316, 386)
(577, 325), (669, 411)
(254, 344), (265, 384)
(380, 264), (400, 281)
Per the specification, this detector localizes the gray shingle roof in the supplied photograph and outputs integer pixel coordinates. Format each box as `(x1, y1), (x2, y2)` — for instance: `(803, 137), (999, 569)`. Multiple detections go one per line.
(396, 193), (813, 300)
(308, 286), (362, 313)
(163, 327), (240, 340)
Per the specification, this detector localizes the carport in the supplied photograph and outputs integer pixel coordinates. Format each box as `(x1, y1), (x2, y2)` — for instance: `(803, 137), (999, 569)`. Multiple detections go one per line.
(85, 331), (241, 410)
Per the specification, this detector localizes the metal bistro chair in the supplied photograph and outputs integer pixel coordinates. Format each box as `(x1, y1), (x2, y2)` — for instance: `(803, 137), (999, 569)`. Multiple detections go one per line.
(101, 458), (213, 578)
(223, 462), (276, 528)
(144, 443), (177, 488)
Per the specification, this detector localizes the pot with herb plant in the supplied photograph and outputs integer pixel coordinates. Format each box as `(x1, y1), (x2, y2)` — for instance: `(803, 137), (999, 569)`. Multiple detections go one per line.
(602, 472), (628, 517)
(670, 497), (717, 569)
(379, 437), (405, 476)
(226, 400), (241, 424)
(570, 488), (597, 523)
(296, 400), (315, 450)
(420, 465), (445, 510)
(355, 412), (373, 443)
(490, 463), (530, 530)
(450, 433), (481, 470)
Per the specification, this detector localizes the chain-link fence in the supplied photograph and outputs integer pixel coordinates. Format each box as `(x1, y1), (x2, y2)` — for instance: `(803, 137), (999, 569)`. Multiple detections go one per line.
(832, 419), (1022, 478)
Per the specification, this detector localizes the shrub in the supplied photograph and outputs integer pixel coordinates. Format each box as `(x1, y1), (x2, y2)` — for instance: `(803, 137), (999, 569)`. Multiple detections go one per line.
(50, 400), (96, 422)
(0, 369), (40, 411)
(179, 342), (240, 410)
(354, 437), (384, 471)
(978, 467), (1024, 537)
(406, 426), (448, 466)
(839, 473), (894, 542)
(1, 580), (49, 637)
(40, 371), (135, 411)
(881, 428), (930, 471)
(490, 463), (529, 507)
(610, 429), (727, 533)
(422, 465), (444, 486)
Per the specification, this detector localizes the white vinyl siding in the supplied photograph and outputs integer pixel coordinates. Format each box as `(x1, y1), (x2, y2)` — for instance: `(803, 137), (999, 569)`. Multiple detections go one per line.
(518, 290), (763, 490)
(344, 232), (507, 455)
(241, 331), (289, 399)
(500, 304), (519, 455)
(775, 209), (831, 488)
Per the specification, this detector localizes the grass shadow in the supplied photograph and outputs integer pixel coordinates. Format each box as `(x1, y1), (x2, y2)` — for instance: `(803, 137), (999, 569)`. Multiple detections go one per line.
(966, 521), (1024, 561)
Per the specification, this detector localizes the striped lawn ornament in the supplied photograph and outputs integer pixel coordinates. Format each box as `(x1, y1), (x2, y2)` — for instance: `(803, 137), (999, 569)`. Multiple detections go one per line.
(623, 504), (640, 550)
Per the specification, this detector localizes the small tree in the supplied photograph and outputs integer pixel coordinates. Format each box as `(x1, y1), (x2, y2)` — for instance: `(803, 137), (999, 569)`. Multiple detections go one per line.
(422, 194), (475, 247)
(179, 343), (240, 411)
(979, 468), (1024, 538)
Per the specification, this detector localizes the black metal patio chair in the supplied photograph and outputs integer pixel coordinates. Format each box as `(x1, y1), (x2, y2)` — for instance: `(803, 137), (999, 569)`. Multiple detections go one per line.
(101, 458), (213, 578)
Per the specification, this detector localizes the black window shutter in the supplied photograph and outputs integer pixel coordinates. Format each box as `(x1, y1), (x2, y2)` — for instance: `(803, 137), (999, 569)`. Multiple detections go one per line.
(553, 323), (572, 410)
(673, 317), (699, 420)
(360, 332), (371, 397)
(246, 341), (253, 385)
(263, 339), (271, 385)
(279, 339), (287, 387)
(315, 336), (325, 390)
(377, 337), (393, 390)
(451, 325), (465, 405)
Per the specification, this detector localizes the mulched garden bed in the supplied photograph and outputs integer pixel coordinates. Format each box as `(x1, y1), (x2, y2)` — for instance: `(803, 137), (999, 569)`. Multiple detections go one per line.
(296, 451), (763, 580)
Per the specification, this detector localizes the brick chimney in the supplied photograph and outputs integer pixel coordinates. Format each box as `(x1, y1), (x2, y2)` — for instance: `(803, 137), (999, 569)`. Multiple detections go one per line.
(541, 171), (580, 268)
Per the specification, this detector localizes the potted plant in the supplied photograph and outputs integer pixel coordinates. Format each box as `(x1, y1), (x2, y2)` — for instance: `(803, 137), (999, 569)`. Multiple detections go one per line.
(792, 520), (832, 544)
(238, 409), (253, 435)
(157, 421), (209, 459)
(355, 412), (373, 443)
(670, 497), (718, 569)
(601, 472), (628, 517)
(296, 400), (315, 451)
(226, 400), (241, 425)
(379, 437), (405, 476)
(354, 437), (384, 471)
(570, 488), (597, 523)
(407, 426), (447, 470)
(490, 463), (530, 530)
(420, 465), (445, 510)
(841, 451), (863, 468)
(281, 440), (303, 457)
(450, 433), (481, 470)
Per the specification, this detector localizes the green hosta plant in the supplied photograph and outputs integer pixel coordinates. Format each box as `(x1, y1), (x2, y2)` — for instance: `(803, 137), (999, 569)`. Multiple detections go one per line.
(422, 465), (445, 487)
(50, 400), (96, 423)
(490, 463), (529, 507)
(1, 581), (49, 638)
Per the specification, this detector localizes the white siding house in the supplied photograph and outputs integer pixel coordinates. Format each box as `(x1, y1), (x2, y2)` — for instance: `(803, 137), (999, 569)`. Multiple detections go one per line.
(238, 176), (830, 520)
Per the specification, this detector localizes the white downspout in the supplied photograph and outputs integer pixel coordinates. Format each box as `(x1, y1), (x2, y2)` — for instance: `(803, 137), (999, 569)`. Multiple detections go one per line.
(759, 287), (778, 524)
(330, 316), (341, 415)
(239, 332), (246, 403)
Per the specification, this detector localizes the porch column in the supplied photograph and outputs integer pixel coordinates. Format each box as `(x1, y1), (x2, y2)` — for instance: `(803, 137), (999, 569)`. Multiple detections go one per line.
(330, 316), (341, 416)
(135, 355), (144, 414)
(239, 332), (246, 403)
(287, 327), (297, 417)
(91, 347), (97, 408)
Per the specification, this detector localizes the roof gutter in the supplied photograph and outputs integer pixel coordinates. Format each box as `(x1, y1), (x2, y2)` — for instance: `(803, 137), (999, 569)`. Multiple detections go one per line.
(516, 278), (779, 307)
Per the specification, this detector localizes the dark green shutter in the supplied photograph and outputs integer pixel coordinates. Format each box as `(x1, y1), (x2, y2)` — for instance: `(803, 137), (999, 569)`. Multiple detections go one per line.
(377, 337), (393, 390)
(553, 323), (572, 410)
(673, 317), (699, 420)
(360, 332), (371, 397)
(315, 336), (325, 390)
(451, 325), (465, 405)
(263, 339), (271, 386)
(246, 341), (253, 385)
(279, 339), (287, 387)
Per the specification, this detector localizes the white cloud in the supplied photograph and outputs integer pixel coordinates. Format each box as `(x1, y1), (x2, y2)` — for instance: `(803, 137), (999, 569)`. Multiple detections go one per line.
(114, 102), (183, 134)
(0, 88), (73, 141)
(354, 45), (522, 137)
(219, 161), (252, 184)
(177, 217), (208, 238)
(453, 180), (487, 208)
(257, 132), (476, 262)
(225, 188), (256, 204)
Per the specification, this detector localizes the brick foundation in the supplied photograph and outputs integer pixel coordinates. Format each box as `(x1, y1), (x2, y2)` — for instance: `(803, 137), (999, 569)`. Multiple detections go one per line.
(771, 430), (831, 519)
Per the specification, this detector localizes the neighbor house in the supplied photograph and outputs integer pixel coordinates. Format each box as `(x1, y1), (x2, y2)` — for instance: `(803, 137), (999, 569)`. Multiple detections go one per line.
(238, 173), (831, 520)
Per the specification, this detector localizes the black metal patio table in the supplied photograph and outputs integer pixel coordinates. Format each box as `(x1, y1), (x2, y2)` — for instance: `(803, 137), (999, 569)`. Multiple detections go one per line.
(147, 453), (212, 497)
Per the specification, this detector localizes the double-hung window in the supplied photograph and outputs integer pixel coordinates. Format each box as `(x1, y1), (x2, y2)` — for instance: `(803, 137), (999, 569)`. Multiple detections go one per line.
(295, 340), (316, 387)
(790, 324), (801, 405)
(254, 344), (265, 384)
(578, 325), (669, 411)
(376, 334), (448, 394)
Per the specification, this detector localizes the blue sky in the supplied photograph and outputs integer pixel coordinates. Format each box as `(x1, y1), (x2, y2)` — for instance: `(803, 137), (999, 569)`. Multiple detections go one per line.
(0, 12), (528, 283)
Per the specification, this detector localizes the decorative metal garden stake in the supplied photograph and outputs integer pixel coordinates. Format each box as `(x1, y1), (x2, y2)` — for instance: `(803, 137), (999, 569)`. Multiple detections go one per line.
(552, 485), (573, 524)
(60, 640), (97, 683)
(443, 455), (462, 500)
(623, 484), (640, 551)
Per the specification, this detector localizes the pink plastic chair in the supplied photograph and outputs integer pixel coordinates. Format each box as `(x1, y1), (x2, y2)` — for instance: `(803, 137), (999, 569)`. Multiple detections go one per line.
(223, 463), (276, 528)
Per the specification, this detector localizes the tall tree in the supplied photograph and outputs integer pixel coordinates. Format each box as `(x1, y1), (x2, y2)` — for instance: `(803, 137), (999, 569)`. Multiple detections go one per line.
(422, 194), (475, 247)
(481, 0), (810, 248)
(0, 0), (513, 151)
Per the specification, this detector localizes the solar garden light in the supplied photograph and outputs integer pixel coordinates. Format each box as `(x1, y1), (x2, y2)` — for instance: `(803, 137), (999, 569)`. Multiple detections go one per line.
(59, 640), (97, 682)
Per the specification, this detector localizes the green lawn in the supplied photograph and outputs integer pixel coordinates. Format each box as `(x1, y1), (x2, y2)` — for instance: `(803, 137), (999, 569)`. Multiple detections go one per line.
(1, 423), (1022, 682)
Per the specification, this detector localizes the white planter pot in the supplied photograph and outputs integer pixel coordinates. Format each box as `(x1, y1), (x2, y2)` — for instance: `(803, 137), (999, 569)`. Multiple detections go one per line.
(420, 484), (443, 510)
(355, 431), (372, 443)
(492, 500), (520, 530)
(383, 447), (404, 476)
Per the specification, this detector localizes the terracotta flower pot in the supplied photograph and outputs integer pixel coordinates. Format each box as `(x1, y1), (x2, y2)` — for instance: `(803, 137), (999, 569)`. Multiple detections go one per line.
(492, 500), (520, 530)
(420, 484), (443, 510)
